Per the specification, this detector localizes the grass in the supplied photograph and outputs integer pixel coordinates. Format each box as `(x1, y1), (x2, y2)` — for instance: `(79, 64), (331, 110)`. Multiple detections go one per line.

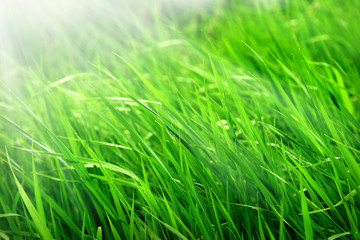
(0, 0), (360, 239)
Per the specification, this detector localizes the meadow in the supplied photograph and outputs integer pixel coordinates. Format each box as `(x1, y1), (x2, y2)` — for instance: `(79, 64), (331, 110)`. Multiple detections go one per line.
(0, 0), (360, 239)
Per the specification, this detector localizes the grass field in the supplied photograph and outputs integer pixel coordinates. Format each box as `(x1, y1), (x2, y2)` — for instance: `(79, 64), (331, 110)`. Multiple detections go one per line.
(1, 0), (360, 239)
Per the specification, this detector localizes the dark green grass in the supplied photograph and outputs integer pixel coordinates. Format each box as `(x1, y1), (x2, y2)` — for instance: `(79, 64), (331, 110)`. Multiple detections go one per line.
(1, 0), (360, 239)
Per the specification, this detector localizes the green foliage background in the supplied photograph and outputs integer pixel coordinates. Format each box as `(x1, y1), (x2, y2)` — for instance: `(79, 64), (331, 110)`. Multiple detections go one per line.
(1, 0), (360, 239)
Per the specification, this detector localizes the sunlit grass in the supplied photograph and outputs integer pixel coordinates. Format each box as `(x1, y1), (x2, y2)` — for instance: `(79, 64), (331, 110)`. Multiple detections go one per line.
(1, 0), (360, 239)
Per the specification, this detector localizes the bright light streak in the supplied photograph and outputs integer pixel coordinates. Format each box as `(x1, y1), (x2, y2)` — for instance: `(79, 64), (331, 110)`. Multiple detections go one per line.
(0, 0), (214, 57)
(0, 0), (214, 88)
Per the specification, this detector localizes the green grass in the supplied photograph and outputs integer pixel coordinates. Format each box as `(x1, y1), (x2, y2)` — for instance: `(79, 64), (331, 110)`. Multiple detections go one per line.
(1, 0), (360, 239)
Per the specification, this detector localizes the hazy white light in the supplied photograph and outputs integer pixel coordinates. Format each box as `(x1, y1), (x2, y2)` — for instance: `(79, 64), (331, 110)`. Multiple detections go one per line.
(0, 0), (215, 88)
(0, 0), (214, 55)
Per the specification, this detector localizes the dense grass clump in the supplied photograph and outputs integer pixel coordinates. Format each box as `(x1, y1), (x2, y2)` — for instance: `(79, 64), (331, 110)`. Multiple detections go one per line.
(1, 0), (360, 239)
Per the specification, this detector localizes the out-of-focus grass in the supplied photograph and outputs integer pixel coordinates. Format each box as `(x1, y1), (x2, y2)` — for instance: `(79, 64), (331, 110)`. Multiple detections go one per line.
(1, 0), (360, 239)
